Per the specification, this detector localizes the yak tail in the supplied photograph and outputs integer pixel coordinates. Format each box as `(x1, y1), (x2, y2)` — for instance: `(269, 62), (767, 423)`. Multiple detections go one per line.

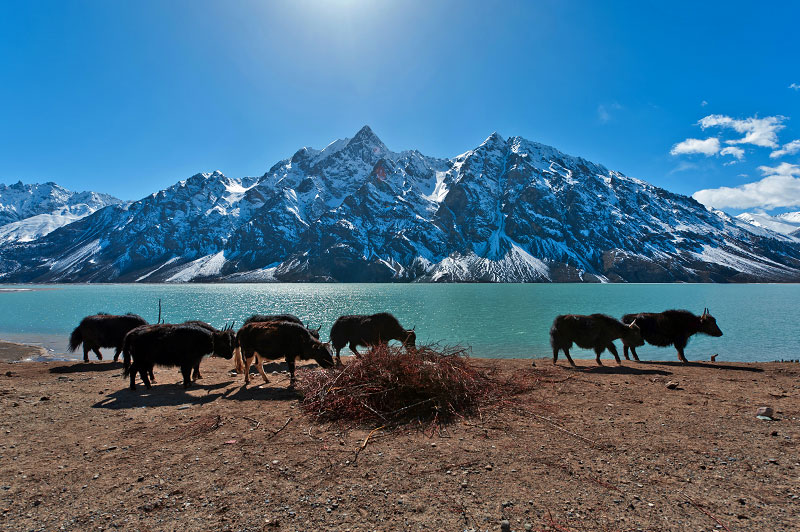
(233, 346), (244, 373)
(122, 334), (133, 377)
(68, 326), (82, 352)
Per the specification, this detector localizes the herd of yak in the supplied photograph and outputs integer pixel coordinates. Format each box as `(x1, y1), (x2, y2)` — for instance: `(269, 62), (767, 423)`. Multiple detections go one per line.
(67, 308), (722, 391)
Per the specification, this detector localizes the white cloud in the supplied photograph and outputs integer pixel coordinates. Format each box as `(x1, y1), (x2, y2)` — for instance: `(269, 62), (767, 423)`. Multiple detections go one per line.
(701, 100), (708, 107)
(790, 83), (800, 91)
(698, 114), (786, 148)
(670, 137), (720, 156)
(720, 146), (744, 160)
(770, 139), (800, 158)
(692, 163), (800, 209)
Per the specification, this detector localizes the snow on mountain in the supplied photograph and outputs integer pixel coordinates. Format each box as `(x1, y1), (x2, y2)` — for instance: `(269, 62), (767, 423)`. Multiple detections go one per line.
(0, 182), (121, 244)
(736, 211), (800, 237)
(2, 127), (800, 283)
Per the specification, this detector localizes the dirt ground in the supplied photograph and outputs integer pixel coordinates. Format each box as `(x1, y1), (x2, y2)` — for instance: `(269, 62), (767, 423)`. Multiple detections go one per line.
(0, 352), (798, 532)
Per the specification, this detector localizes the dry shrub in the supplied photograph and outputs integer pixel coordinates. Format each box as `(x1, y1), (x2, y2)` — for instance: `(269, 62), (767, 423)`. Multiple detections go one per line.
(296, 344), (496, 426)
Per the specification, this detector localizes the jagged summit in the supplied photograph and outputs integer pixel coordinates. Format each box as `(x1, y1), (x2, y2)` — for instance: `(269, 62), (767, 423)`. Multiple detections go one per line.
(1, 130), (799, 283)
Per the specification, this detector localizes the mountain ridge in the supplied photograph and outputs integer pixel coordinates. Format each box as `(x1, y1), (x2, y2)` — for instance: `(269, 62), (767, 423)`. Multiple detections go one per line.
(2, 127), (800, 283)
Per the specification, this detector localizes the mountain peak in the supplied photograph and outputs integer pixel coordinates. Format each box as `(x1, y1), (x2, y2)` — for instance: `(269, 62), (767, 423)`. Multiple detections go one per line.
(480, 131), (506, 148)
(349, 125), (384, 148)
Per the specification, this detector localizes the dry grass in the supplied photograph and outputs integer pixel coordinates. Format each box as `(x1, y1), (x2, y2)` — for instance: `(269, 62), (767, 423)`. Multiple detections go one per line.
(296, 344), (498, 426)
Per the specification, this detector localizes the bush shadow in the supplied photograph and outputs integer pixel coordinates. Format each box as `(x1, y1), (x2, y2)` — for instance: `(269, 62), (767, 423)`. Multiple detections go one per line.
(50, 361), (124, 374)
(92, 380), (233, 410)
(223, 382), (301, 402)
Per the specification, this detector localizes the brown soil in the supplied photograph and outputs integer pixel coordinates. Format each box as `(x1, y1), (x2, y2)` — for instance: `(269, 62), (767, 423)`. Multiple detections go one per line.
(0, 354), (798, 532)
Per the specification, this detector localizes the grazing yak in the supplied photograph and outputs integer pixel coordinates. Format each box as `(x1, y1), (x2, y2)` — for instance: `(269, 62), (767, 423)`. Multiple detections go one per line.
(122, 323), (236, 390)
(68, 313), (148, 362)
(329, 312), (416, 364)
(550, 314), (643, 367)
(181, 320), (233, 381)
(236, 321), (334, 387)
(233, 314), (321, 374)
(621, 309), (723, 363)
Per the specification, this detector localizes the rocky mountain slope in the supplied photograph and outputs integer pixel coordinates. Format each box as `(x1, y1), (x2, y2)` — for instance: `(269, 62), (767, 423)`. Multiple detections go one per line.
(736, 211), (800, 236)
(2, 127), (800, 282)
(0, 182), (120, 244)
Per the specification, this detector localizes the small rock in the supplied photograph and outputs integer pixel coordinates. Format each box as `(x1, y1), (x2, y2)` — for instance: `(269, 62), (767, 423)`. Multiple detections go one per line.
(177, 405), (190, 410)
(525, 524), (533, 531)
(756, 406), (773, 419)
(5, 371), (13, 377)
(665, 381), (678, 390)
(485, 464), (493, 471)
(39, 396), (50, 401)
(501, 500), (513, 508)
(500, 520), (511, 532)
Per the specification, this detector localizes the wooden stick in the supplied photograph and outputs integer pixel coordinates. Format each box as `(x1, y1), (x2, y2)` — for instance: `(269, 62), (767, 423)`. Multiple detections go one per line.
(266, 416), (292, 440)
(680, 492), (733, 532)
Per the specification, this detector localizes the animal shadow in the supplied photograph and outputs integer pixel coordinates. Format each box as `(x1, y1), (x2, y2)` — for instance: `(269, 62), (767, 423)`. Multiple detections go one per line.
(50, 361), (124, 374)
(92, 380), (233, 410)
(636, 360), (764, 373)
(583, 364), (672, 376)
(223, 383), (301, 402)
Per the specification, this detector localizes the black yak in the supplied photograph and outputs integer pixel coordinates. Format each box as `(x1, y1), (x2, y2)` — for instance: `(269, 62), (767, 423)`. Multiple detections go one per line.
(68, 313), (147, 362)
(620, 308), (723, 363)
(122, 323), (236, 390)
(236, 321), (334, 387)
(550, 314), (643, 367)
(329, 312), (416, 364)
(242, 313), (321, 338)
(181, 320), (234, 381)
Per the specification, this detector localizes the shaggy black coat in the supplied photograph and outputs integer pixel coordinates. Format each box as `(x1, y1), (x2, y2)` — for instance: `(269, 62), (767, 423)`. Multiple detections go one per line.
(329, 312), (416, 364)
(236, 321), (334, 387)
(122, 323), (236, 390)
(68, 313), (147, 362)
(621, 309), (723, 362)
(550, 313), (643, 367)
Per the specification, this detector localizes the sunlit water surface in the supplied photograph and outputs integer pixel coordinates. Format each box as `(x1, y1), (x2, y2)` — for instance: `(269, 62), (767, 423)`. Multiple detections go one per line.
(0, 283), (797, 362)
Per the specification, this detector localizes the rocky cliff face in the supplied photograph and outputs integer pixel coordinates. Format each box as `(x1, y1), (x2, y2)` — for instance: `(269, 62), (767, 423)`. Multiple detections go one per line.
(2, 127), (800, 282)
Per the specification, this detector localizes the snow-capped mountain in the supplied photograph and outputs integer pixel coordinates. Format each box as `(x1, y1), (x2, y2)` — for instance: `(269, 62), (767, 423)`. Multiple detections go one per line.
(0, 182), (120, 244)
(2, 126), (800, 282)
(736, 211), (800, 237)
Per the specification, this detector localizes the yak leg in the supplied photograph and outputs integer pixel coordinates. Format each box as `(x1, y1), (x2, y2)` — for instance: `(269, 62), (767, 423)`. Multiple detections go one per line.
(562, 348), (576, 367)
(594, 347), (605, 366)
(622, 344), (631, 361)
(180, 365), (193, 389)
(113, 347), (122, 362)
(349, 342), (361, 358)
(286, 357), (296, 388)
(552, 346), (559, 365)
(334, 346), (343, 366)
(92, 346), (103, 360)
(675, 338), (689, 363)
(129, 361), (138, 390)
(139, 364), (152, 390)
(149, 367), (156, 383)
(83, 345), (91, 363)
(254, 354), (270, 385)
(629, 346), (640, 362)
(192, 360), (202, 381)
(607, 343), (622, 365)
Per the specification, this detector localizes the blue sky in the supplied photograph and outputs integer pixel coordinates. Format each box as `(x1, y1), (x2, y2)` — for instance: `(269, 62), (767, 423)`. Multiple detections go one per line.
(1, 0), (798, 213)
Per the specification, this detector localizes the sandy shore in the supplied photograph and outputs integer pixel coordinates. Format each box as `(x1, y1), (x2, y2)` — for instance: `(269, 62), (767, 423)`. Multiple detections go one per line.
(0, 356), (798, 531)
(0, 340), (47, 362)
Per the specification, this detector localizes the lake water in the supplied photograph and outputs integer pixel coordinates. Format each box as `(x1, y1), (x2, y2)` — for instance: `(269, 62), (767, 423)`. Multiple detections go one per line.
(0, 283), (797, 362)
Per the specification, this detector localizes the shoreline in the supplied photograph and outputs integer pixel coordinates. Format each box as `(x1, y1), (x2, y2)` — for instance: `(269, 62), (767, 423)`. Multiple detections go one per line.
(0, 339), (48, 362)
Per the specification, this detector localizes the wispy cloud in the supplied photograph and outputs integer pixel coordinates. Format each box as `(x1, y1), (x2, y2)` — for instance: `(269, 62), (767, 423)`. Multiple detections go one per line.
(670, 137), (720, 156)
(693, 162), (800, 209)
(701, 100), (708, 107)
(790, 83), (800, 91)
(698, 114), (786, 148)
(597, 103), (622, 124)
(770, 139), (800, 159)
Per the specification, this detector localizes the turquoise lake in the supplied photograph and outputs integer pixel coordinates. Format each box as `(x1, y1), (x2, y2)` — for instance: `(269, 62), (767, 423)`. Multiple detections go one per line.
(0, 283), (797, 362)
